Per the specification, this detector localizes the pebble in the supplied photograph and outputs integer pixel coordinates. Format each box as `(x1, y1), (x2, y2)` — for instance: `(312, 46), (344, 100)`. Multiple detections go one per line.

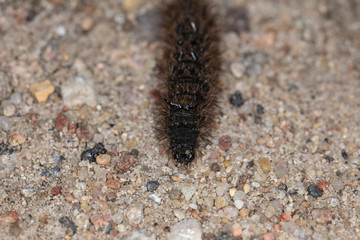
(316, 181), (330, 191)
(0, 116), (11, 131)
(81, 17), (94, 31)
(61, 76), (96, 107)
(239, 208), (249, 217)
(224, 206), (238, 218)
(0, 211), (19, 226)
(125, 204), (143, 225)
(215, 196), (228, 208)
(311, 208), (332, 224)
(146, 181), (160, 192)
(81, 143), (107, 162)
(210, 163), (221, 172)
(265, 206), (276, 218)
(234, 200), (244, 209)
(29, 80), (55, 103)
(75, 213), (90, 229)
(106, 178), (121, 190)
(230, 62), (245, 78)
(59, 216), (77, 235)
(90, 213), (113, 233)
(243, 184), (251, 194)
(122, 0), (142, 12)
(148, 194), (161, 204)
(330, 178), (344, 191)
(51, 186), (62, 196)
(167, 219), (202, 240)
(231, 223), (242, 238)
(308, 184), (323, 198)
(8, 131), (26, 146)
(116, 151), (138, 173)
(54, 113), (69, 131)
(124, 230), (156, 240)
(259, 157), (271, 172)
(216, 183), (228, 196)
(262, 232), (276, 240)
(229, 91), (245, 107)
(96, 154), (111, 165)
(181, 185), (196, 201)
(233, 190), (245, 201)
(219, 135), (232, 151)
(10, 93), (22, 105)
(169, 188), (181, 200)
(281, 213), (292, 221)
(3, 104), (16, 117)
(274, 165), (289, 178)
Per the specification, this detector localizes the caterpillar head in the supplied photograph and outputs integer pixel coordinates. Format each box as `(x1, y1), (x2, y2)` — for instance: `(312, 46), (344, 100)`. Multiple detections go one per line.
(172, 147), (195, 164)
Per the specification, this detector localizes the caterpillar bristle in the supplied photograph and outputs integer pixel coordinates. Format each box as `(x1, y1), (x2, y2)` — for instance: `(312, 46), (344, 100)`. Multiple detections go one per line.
(154, 0), (222, 164)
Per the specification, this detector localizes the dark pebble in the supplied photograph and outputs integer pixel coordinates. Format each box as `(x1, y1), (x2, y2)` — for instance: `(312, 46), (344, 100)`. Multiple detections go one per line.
(256, 104), (265, 115)
(213, 231), (235, 240)
(336, 171), (342, 177)
(341, 150), (348, 159)
(247, 160), (255, 168)
(325, 155), (334, 163)
(288, 189), (298, 196)
(146, 180), (160, 192)
(130, 148), (139, 158)
(81, 143), (107, 162)
(59, 216), (77, 235)
(278, 183), (288, 192)
(308, 184), (323, 198)
(210, 163), (221, 172)
(40, 166), (61, 179)
(0, 142), (14, 155)
(229, 91), (244, 107)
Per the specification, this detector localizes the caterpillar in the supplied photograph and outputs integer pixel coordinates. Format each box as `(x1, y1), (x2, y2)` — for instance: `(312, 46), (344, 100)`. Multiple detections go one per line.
(155, 0), (221, 164)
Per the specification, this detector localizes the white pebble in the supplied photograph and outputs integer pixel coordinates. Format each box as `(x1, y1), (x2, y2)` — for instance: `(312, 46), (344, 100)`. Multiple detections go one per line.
(3, 104), (16, 117)
(167, 219), (202, 240)
(0, 116), (11, 131)
(125, 204), (144, 225)
(234, 200), (244, 209)
(10, 93), (22, 105)
(181, 185), (196, 201)
(148, 194), (161, 204)
(56, 25), (67, 36)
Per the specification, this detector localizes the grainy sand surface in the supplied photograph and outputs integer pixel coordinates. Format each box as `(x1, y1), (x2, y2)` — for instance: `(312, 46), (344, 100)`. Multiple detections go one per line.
(0, 0), (360, 239)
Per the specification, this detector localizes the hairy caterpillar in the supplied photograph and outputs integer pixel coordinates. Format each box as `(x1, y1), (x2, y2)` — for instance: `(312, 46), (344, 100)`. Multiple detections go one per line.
(155, 0), (221, 164)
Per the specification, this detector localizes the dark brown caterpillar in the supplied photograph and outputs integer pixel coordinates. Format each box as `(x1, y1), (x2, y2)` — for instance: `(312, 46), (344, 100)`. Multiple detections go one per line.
(155, 0), (221, 164)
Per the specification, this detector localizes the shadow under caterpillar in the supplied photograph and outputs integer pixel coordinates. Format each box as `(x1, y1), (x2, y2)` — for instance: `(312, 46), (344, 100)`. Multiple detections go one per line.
(155, 0), (222, 164)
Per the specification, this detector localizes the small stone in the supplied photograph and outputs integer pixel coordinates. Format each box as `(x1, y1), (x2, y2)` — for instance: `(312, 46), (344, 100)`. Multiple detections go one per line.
(59, 216), (77, 235)
(256, 104), (265, 115)
(181, 185), (196, 201)
(106, 192), (117, 202)
(239, 208), (249, 217)
(262, 232), (275, 240)
(106, 178), (121, 190)
(81, 143), (107, 162)
(219, 135), (232, 151)
(210, 163), (221, 172)
(148, 194), (161, 204)
(0, 211), (19, 227)
(311, 208), (332, 224)
(0, 116), (11, 131)
(90, 213), (113, 233)
(51, 186), (62, 196)
(61, 76), (96, 107)
(265, 206), (276, 218)
(234, 200), (244, 209)
(81, 17), (94, 31)
(229, 188), (237, 197)
(96, 154), (111, 165)
(123, 0), (142, 12)
(124, 230), (156, 240)
(274, 165), (288, 177)
(341, 150), (348, 159)
(75, 213), (89, 229)
(229, 91), (245, 107)
(316, 181), (330, 191)
(116, 151), (138, 173)
(10, 93), (22, 105)
(231, 223), (242, 237)
(8, 131), (26, 146)
(230, 62), (245, 78)
(281, 213), (292, 221)
(330, 178), (344, 191)
(243, 184), (250, 194)
(215, 196), (228, 208)
(125, 204), (143, 225)
(259, 157), (271, 172)
(29, 80), (55, 103)
(278, 183), (288, 192)
(146, 181), (160, 192)
(54, 113), (69, 131)
(3, 104), (16, 117)
(216, 183), (228, 196)
(224, 206), (238, 218)
(308, 184), (323, 198)
(167, 219), (202, 240)
(0, 142), (14, 155)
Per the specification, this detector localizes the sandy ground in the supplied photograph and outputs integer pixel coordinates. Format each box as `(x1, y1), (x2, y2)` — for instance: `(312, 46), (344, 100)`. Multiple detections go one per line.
(1, 0), (360, 239)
